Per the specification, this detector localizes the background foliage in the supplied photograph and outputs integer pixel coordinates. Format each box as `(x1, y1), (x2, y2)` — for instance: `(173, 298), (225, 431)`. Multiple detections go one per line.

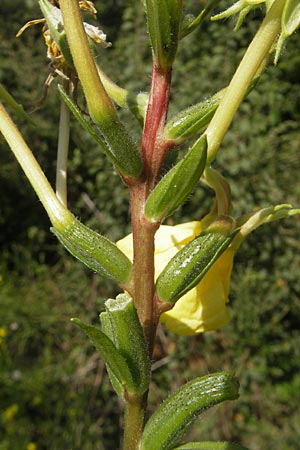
(0, 1), (299, 449)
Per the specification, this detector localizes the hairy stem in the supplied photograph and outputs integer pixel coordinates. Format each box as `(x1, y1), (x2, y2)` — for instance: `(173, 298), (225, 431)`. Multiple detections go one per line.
(123, 394), (147, 450)
(142, 64), (172, 188)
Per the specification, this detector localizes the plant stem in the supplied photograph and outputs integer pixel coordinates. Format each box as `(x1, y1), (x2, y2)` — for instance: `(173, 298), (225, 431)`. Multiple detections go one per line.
(59, 0), (115, 124)
(0, 101), (71, 228)
(56, 81), (70, 207)
(142, 64), (172, 187)
(123, 394), (147, 450)
(205, 0), (286, 164)
(124, 63), (173, 447)
(130, 183), (158, 349)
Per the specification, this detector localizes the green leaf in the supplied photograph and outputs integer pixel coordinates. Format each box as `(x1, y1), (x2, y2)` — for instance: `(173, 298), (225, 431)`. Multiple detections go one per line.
(51, 217), (132, 284)
(145, 0), (183, 67)
(156, 218), (236, 303)
(0, 83), (34, 124)
(100, 294), (151, 395)
(71, 318), (136, 394)
(58, 85), (142, 178)
(141, 371), (240, 450)
(173, 442), (249, 450)
(144, 135), (207, 222)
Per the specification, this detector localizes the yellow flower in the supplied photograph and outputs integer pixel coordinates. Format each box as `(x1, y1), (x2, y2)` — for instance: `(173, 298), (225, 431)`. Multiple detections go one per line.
(3, 404), (18, 422)
(0, 327), (7, 338)
(117, 221), (233, 336)
(27, 443), (37, 450)
(117, 204), (299, 336)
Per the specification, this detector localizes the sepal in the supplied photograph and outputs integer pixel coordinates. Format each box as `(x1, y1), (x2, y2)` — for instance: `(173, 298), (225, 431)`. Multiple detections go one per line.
(100, 294), (151, 395)
(144, 135), (207, 222)
(141, 371), (239, 450)
(156, 217), (237, 303)
(51, 217), (132, 284)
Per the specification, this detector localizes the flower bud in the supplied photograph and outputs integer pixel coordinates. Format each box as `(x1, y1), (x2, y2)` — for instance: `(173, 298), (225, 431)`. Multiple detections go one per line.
(52, 217), (132, 284)
(141, 371), (239, 450)
(100, 294), (150, 395)
(145, 0), (183, 68)
(144, 135), (207, 222)
(156, 217), (236, 304)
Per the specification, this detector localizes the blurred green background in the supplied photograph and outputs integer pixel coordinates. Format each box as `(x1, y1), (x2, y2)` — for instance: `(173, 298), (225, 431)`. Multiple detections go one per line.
(0, 1), (299, 449)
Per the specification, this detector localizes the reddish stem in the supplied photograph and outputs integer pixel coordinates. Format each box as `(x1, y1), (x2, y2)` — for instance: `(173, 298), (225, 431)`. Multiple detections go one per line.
(142, 64), (172, 188)
(129, 63), (172, 352)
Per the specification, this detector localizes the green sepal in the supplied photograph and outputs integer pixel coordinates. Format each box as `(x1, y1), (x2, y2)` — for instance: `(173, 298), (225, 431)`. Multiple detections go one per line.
(145, 0), (183, 67)
(100, 311), (126, 397)
(51, 218), (132, 284)
(156, 218), (236, 303)
(173, 442), (249, 450)
(141, 371), (239, 450)
(39, 0), (74, 68)
(58, 85), (142, 178)
(164, 91), (224, 144)
(100, 294), (151, 395)
(145, 135), (207, 222)
(71, 318), (136, 394)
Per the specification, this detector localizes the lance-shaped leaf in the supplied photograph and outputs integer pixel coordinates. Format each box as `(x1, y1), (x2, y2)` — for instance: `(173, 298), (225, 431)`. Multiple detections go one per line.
(173, 442), (249, 450)
(156, 218), (237, 303)
(71, 318), (136, 394)
(141, 371), (239, 450)
(59, 86), (142, 178)
(145, 0), (183, 67)
(39, 0), (74, 67)
(145, 135), (207, 222)
(0, 84), (34, 124)
(100, 294), (151, 395)
(164, 92), (223, 144)
(51, 217), (132, 284)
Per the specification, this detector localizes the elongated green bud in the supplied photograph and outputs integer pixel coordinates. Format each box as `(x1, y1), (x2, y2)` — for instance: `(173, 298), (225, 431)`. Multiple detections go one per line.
(156, 217), (236, 303)
(173, 442), (249, 450)
(71, 318), (137, 394)
(145, 0), (183, 67)
(164, 90), (224, 144)
(100, 294), (151, 395)
(59, 86), (142, 178)
(145, 135), (207, 222)
(52, 218), (132, 285)
(141, 371), (239, 450)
